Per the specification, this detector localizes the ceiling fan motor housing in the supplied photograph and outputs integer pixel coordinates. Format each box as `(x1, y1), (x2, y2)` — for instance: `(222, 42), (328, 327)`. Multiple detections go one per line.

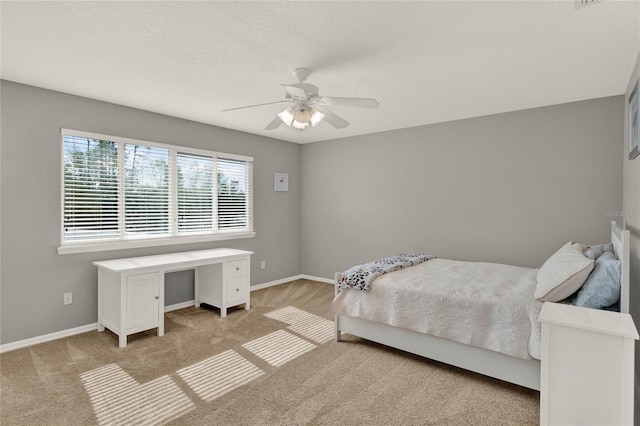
(293, 67), (312, 82)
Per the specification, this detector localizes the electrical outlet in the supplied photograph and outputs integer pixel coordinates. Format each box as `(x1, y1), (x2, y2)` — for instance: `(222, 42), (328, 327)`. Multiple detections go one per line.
(260, 260), (266, 270)
(63, 292), (72, 305)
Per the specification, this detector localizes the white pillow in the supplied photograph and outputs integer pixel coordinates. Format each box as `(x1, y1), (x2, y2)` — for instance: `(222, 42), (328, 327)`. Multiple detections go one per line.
(534, 242), (594, 302)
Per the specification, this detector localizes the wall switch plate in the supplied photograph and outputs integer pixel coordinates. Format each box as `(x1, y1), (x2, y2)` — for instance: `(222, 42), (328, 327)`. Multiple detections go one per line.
(63, 292), (72, 305)
(260, 260), (266, 269)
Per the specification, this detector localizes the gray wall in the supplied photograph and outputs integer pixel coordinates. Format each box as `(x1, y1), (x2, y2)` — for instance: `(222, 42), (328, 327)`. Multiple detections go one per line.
(301, 96), (624, 279)
(0, 80), (627, 350)
(0, 80), (302, 345)
(622, 51), (640, 426)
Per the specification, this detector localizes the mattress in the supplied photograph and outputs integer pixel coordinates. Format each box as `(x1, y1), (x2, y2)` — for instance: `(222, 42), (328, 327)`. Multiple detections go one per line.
(333, 258), (539, 360)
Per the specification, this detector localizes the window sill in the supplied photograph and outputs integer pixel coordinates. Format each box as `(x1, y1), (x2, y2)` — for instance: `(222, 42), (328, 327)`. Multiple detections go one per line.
(57, 231), (256, 255)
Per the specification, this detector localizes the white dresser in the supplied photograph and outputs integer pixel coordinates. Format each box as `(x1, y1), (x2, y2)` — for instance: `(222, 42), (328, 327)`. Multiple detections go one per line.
(539, 302), (639, 425)
(94, 248), (253, 347)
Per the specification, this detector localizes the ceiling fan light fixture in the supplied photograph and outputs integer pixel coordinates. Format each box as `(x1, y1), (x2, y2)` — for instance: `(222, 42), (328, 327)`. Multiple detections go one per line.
(291, 119), (309, 130)
(277, 107), (296, 126)
(294, 107), (312, 123)
(277, 105), (325, 130)
(309, 108), (325, 127)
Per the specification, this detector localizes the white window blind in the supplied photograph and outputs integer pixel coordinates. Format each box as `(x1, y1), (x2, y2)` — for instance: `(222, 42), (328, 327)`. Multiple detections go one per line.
(177, 152), (214, 233)
(124, 144), (170, 235)
(63, 136), (119, 241)
(61, 130), (253, 252)
(218, 158), (251, 230)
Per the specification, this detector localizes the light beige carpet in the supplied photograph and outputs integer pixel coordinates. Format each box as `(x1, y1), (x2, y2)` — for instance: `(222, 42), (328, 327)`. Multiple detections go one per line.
(0, 279), (539, 425)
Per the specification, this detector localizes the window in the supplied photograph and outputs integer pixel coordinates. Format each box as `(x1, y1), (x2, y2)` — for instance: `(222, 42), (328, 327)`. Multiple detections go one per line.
(60, 129), (253, 254)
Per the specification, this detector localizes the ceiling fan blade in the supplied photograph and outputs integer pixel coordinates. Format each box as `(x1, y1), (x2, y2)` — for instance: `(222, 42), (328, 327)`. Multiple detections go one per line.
(315, 106), (349, 129)
(221, 100), (289, 112)
(264, 116), (283, 130)
(317, 96), (380, 108)
(281, 84), (308, 99)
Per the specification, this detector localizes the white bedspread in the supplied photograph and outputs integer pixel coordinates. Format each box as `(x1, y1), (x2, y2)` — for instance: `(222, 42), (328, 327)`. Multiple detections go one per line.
(333, 258), (538, 360)
(527, 299), (544, 360)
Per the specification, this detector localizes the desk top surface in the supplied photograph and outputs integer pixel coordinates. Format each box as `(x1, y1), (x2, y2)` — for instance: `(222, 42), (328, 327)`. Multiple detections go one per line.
(93, 248), (253, 272)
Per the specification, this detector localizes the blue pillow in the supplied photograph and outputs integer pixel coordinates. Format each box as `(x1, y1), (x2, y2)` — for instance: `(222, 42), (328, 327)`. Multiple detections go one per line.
(572, 251), (621, 309)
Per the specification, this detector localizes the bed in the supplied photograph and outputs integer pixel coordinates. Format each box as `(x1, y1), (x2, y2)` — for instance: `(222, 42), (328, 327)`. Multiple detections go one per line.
(333, 221), (630, 391)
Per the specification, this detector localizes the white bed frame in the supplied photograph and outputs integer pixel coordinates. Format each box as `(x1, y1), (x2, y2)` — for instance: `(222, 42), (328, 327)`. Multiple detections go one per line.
(334, 221), (630, 391)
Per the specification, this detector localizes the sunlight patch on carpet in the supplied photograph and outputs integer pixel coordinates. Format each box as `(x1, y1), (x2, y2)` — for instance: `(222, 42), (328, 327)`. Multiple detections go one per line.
(242, 329), (316, 366)
(80, 307), (329, 423)
(264, 306), (334, 344)
(80, 364), (194, 426)
(177, 349), (265, 402)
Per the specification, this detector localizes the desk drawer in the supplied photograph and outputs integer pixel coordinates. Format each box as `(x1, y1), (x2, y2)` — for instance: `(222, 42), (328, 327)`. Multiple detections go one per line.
(225, 259), (247, 277)
(226, 275), (248, 304)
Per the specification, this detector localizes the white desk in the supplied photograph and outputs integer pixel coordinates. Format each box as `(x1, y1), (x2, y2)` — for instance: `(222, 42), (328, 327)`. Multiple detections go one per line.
(94, 248), (253, 347)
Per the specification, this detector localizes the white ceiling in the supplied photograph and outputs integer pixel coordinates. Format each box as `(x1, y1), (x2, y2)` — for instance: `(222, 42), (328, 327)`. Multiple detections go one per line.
(1, 1), (638, 144)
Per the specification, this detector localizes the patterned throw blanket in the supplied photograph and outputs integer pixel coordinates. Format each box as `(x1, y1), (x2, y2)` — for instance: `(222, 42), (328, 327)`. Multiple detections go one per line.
(338, 254), (435, 292)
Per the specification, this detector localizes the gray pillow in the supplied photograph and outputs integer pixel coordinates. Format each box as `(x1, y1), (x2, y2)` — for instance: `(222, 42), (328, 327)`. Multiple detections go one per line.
(583, 244), (604, 260)
(582, 243), (614, 260)
(572, 251), (621, 309)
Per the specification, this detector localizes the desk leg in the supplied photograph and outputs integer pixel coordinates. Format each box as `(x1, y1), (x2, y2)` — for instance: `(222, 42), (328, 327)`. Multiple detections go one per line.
(194, 266), (201, 307)
(245, 300), (250, 310)
(97, 273), (105, 332)
(158, 274), (165, 337)
(221, 307), (227, 317)
(119, 334), (127, 348)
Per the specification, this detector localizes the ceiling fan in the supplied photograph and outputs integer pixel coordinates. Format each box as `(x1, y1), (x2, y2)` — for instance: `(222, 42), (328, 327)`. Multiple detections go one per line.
(221, 68), (379, 131)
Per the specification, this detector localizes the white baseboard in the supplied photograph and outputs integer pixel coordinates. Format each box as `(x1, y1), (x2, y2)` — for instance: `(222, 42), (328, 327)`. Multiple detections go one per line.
(299, 274), (335, 284)
(249, 274), (334, 290)
(250, 274), (304, 291)
(0, 274), (334, 353)
(0, 323), (98, 354)
(165, 300), (195, 313)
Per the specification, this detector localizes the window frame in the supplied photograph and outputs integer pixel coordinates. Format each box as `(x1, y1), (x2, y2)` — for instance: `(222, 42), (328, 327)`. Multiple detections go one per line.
(58, 129), (255, 255)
